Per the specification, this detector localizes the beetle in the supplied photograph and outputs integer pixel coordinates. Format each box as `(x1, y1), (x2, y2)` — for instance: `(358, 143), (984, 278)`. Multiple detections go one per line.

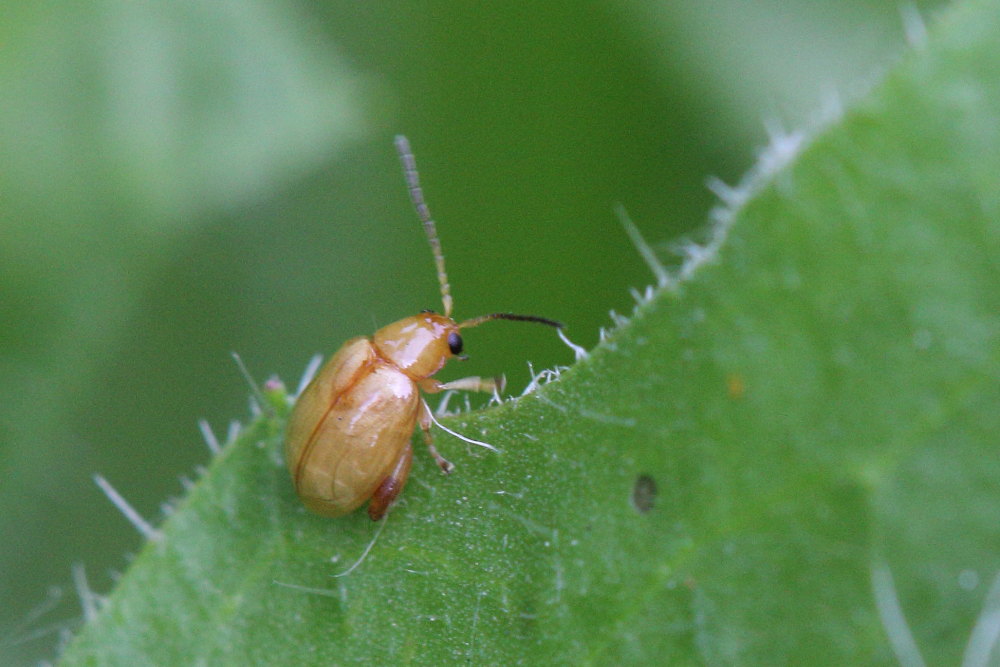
(284, 135), (562, 521)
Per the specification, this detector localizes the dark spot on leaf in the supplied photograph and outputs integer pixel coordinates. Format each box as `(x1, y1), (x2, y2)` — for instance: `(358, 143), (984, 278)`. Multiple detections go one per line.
(727, 373), (746, 399)
(631, 474), (657, 513)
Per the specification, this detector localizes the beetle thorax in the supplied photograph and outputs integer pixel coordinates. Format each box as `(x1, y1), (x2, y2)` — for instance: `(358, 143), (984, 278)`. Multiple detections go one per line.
(372, 312), (458, 379)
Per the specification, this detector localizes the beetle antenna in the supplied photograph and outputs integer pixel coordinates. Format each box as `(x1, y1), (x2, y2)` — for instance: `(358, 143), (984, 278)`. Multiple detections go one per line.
(458, 313), (564, 330)
(395, 135), (453, 318)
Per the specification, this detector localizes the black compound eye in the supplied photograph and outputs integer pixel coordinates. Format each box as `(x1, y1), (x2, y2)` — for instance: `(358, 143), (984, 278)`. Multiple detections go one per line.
(447, 331), (463, 355)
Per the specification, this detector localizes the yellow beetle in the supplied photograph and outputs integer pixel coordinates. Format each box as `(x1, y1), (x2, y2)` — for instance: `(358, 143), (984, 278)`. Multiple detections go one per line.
(284, 136), (561, 520)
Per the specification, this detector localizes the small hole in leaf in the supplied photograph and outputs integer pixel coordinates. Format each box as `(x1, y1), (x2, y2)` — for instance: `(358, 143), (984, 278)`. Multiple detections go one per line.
(631, 474), (657, 513)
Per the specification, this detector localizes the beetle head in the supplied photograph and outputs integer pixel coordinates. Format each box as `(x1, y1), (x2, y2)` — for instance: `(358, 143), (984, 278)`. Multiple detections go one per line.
(372, 312), (461, 379)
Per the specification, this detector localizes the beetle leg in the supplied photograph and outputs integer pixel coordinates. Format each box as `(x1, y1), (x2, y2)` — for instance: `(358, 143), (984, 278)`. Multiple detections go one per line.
(367, 443), (413, 521)
(419, 374), (506, 394)
(418, 398), (455, 474)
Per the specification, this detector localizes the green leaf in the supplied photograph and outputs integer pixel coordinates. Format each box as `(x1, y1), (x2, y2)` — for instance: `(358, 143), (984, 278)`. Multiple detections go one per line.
(60, 0), (1000, 663)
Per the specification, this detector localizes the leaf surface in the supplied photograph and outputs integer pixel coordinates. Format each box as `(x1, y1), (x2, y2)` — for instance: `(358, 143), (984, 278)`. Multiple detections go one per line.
(61, 1), (1000, 663)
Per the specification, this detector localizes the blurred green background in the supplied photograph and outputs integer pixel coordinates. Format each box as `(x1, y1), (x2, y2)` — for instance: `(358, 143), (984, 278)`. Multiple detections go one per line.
(0, 1), (943, 663)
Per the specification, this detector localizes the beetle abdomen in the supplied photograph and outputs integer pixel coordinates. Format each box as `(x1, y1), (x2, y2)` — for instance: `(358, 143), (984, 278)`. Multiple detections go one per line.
(286, 342), (420, 517)
(285, 337), (372, 484)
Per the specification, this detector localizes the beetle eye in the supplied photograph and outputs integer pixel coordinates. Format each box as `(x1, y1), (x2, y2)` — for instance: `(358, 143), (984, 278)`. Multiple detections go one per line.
(447, 332), (463, 355)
